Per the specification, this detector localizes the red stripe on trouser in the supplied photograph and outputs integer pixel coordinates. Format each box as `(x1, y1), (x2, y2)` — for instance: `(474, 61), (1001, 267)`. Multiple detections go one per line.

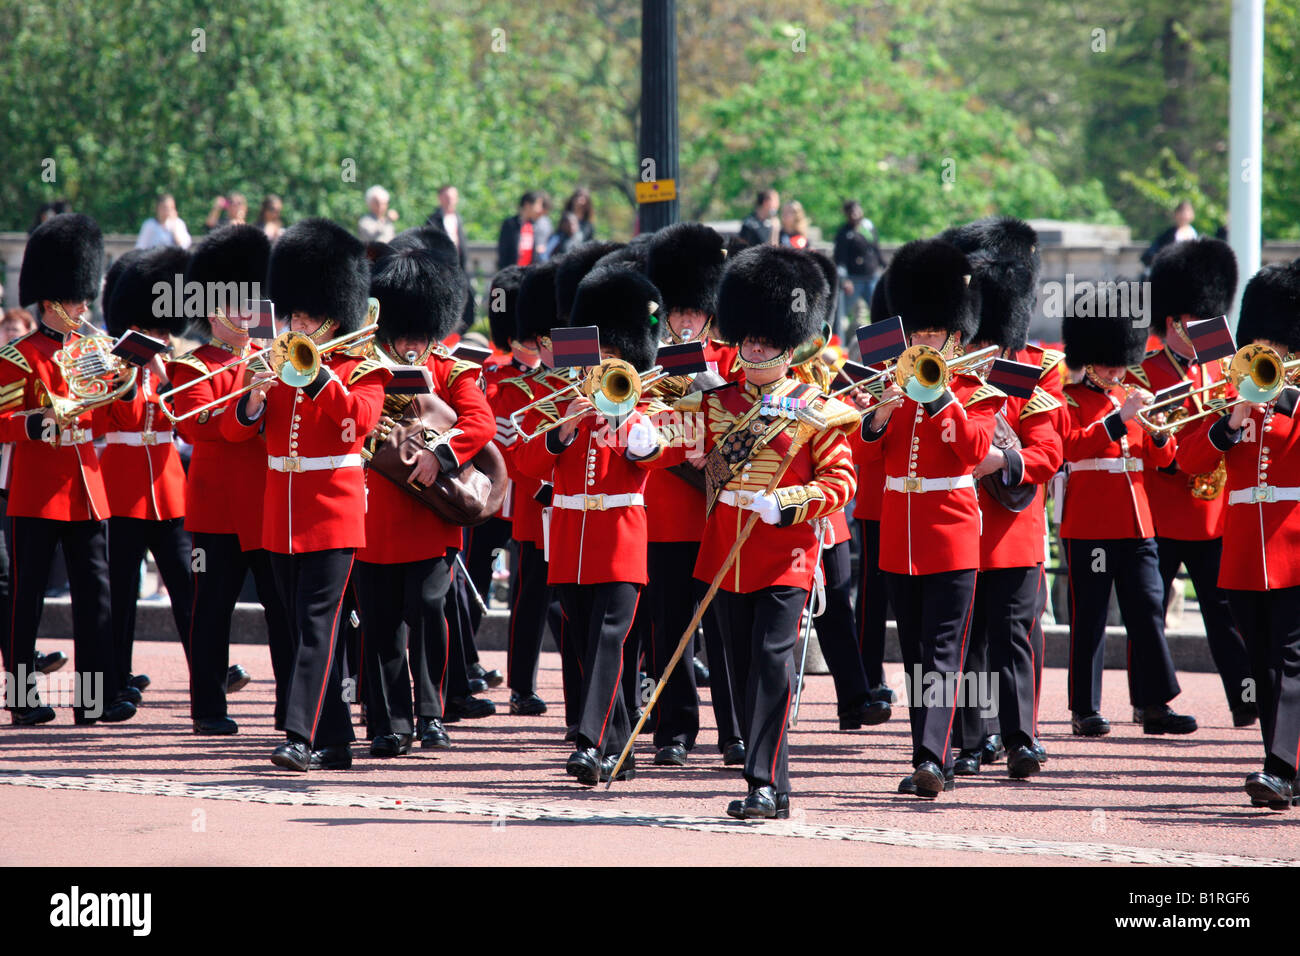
(595, 591), (640, 750)
(309, 554), (355, 744)
(770, 589), (811, 785)
(1067, 554), (1078, 711)
(940, 582), (978, 756)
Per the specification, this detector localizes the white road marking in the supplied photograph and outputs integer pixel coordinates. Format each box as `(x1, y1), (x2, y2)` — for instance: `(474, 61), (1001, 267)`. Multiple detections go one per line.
(2, 771), (1294, 866)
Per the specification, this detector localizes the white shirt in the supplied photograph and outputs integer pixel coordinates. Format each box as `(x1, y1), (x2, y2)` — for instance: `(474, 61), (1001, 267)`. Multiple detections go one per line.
(442, 212), (460, 248)
(136, 217), (192, 250)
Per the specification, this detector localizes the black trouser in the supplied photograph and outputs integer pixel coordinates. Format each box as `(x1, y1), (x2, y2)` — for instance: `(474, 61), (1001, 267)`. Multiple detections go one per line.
(816, 539), (870, 711)
(5, 516), (115, 718)
(886, 568), (978, 771)
(107, 516), (193, 687)
(507, 539), (557, 697)
(355, 556), (451, 735)
(623, 599), (646, 719)
(444, 557), (476, 698)
(271, 548), (356, 749)
(556, 581), (641, 756)
(1156, 536), (1253, 711)
(645, 541), (701, 749)
(714, 585), (806, 793)
(1065, 538), (1180, 714)
(700, 585), (741, 750)
(464, 517), (511, 627)
(855, 519), (888, 687)
(188, 532), (293, 723)
(957, 566), (1043, 753)
(1225, 587), (1300, 777)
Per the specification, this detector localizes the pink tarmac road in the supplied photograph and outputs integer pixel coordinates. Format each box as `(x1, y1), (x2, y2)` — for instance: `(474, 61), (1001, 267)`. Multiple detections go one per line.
(2, 639), (1297, 866)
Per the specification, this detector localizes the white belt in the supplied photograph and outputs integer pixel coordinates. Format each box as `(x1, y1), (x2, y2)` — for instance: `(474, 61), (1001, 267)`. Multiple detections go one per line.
(268, 453), (363, 473)
(1070, 457), (1143, 474)
(884, 475), (975, 494)
(105, 430), (172, 446)
(551, 492), (644, 511)
(1228, 484), (1300, 505)
(57, 428), (93, 446)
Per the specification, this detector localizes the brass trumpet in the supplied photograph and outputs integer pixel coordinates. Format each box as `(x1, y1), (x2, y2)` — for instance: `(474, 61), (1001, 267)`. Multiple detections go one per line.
(1136, 345), (1300, 435)
(513, 358), (668, 442)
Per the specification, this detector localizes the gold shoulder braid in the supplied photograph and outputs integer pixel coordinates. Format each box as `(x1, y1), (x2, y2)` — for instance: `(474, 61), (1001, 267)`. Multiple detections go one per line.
(1127, 363), (1151, 388)
(0, 344), (31, 372)
(348, 358), (385, 385)
(964, 382), (1007, 408)
(447, 359), (479, 388)
(1020, 387), (1062, 420)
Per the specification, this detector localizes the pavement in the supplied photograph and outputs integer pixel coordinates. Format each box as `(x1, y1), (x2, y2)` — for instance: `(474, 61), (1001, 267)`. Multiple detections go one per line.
(2, 638), (1298, 867)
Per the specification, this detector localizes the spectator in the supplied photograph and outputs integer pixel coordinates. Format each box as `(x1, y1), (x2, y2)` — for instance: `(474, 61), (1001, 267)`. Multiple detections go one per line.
(496, 191), (542, 269)
(532, 191), (555, 261)
(29, 200), (71, 235)
(832, 199), (885, 334)
(256, 194), (285, 242)
(425, 184), (468, 271)
(204, 192), (248, 231)
(778, 200), (810, 249)
(1140, 200), (1198, 268)
(738, 188), (781, 246)
(547, 212), (582, 258)
(0, 308), (35, 345)
(563, 188), (595, 242)
(135, 194), (193, 250)
(358, 184), (399, 244)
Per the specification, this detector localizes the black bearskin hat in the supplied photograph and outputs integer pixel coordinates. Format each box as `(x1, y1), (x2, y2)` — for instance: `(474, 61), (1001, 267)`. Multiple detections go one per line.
(572, 266), (662, 373)
(939, 217), (1040, 351)
(101, 250), (146, 333)
(1063, 296), (1147, 368)
(555, 242), (624, 324)
(107, 246), (190, 337)
(1149, 238), (1238, 338)
(715, 245), (827, 352)
(390, 225), (460, 268)
(267, 218), (370, 333)
(370, 245), (466, 345)
(515, 259), (562, 342)
(19, 213), (104, 308)
(1236, 259), (1300, 352)
(646, 223), (727, 316)
(485, 266), (525, 351)
(805, 249), (840, 329)
(873, 239), (976, 340)
(184, 224), (272, 339)
(594, 240), (651, 274)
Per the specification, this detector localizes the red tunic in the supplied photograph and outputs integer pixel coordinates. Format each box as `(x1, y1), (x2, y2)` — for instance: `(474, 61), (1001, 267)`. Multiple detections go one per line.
(358, 355), (493, 565)
(856, 373), (1003, 575)
(1177, 402), (1300, 591)
(0, 327), (111, 521)
(1059, 380), (1176, 540)
(101, 367), (187, 520)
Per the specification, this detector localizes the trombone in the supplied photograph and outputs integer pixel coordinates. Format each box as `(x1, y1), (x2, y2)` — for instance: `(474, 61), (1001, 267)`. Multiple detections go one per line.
(829, 343), (1001, 406)
(1136, 344), (1300, 435)
(512, 359), (670, 442)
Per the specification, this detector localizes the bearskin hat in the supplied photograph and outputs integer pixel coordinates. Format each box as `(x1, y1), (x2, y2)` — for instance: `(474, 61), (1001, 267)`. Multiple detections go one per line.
(873, 239), (976, 340)
(1149, 238), (1238, 338)
(1063, 294), (1147, 369)
(101, 250), (146, 333)
(572, 265), (662, 373)
(555, 242), (624, 324)
(485, 266), (525, 351)
(370, 244), (466, 345)
(107, 246), (190, 337)
(19, 213), (104, 308)
(725, 234), (752, 259)
(184, 224), (272, 339)
(805, 249), (840, 329)
(646, 223), (727, 317)
(715, 245), (827, 352)
(390, 225), (460, 268)
(594, 240), (651, 274)
(939, 217), (1040, 351)
(267, 218), (370, 334)
(1236, 259), (1300, 351)
(515, 259), (562, 342)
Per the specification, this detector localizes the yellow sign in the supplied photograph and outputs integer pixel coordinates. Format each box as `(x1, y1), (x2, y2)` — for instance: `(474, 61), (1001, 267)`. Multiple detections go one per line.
(635, 179), (677, 204)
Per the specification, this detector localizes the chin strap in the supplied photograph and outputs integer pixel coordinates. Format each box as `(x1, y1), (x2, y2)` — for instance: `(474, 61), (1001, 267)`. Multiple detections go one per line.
(737, 347), (792, 371)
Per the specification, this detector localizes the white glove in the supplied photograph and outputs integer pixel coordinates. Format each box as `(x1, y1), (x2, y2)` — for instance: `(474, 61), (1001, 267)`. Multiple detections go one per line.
(746, 492), (781, 525)
(625, 419), (659, 459)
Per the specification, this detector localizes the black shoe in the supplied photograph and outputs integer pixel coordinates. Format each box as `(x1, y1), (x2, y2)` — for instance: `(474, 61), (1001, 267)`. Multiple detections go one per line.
(35, 651), (68, 675)
(117, 686), (143, 706)
(1141, 705), (1198, 735)
(1007, 745), (1042, 779)
(467, 677), (489, 695)
(654, 743), (688, 767)
(567, 747), (603, 786)
(1071, 712), (1110, 736)
(417, 718), (451, 750)
(722, 739), (747, 766)
(726, 785), (786, 820)
(953, 750), (982, 776)
(1244, 772), (1297, 810)
(226, 665), (251, 694)
(370, 733), (413, 758)
(839, 694), (890, 730)
(900, 766), (955, 795)
(979, 734), (1005, 764)
(193, 716), (238, 735)
(863, 699), (892, 725)
(467, 662), (504, 688)
(11, 705), (56, 726)
(564, 725), (580, 743)
(911, 761), (948, 798)
(601, 752), (636, 782)
(443, 695), (495, 722)
(310, 744), (352, 770)
(126, 673), (150, 691)
(1031, 741), (1049, 764)
(870, 684), (897, 705)
(271, 740), (312, 771)
(1232, 704), (1259, 728)
(509, 692), (547, 716)
(693, 656), (711, 688)
(98, 700), (137, 723)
